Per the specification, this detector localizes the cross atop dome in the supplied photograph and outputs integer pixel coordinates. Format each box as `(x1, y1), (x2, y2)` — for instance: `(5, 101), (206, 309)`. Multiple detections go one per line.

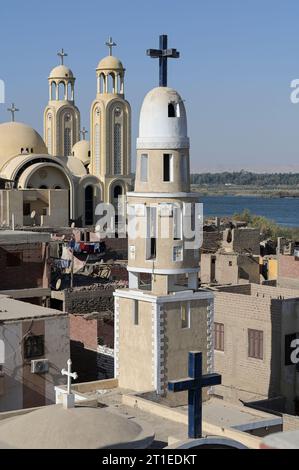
(105, 36), (117, 56)
(147, 34), (180, 87)
(7, 103), (19, 122)
(57, 48), (68, 65)
(80, 127), (88, 140)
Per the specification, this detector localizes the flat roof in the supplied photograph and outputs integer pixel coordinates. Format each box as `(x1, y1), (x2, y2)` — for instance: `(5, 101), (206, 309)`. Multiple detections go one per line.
(0, 230), (51, 245)
(0, 295), (67, 322)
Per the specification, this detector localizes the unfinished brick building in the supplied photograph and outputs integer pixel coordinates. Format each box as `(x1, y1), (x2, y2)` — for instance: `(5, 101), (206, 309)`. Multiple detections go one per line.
(0, 230), (50, 305)
(212, 284), (299, 414)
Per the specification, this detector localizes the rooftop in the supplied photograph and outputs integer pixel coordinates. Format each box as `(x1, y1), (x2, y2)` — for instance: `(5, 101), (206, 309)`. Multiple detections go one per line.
(55, 380), (282, 448)
(0, 295), (67, 322)
(0, 230), (51, 245)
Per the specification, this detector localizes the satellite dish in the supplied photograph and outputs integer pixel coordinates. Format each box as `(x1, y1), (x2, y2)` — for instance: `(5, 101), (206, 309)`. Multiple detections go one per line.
(30, 210), (36, 219)
(71, 222), (75, 228)
(55, 278), (62, 290)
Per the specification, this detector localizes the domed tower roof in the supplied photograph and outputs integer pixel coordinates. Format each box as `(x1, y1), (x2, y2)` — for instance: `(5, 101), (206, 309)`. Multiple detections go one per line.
(137, 86), (189, 150)
(49, 65), (74, 80)
(96, 55), (124, 71)
(71, 140), (90, 166)
(0, 122), (48, 169)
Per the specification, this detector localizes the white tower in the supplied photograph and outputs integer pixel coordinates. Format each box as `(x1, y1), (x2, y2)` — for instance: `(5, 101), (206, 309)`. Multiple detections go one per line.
(44, 49), (80, 156)
(114, 36), (214, 403)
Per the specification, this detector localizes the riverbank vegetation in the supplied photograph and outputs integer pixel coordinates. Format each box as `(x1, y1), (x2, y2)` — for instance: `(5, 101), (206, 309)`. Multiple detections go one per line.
(233, 210), (299, 240)
(191, 171), (299, 186)
(191, 171), (299, 198)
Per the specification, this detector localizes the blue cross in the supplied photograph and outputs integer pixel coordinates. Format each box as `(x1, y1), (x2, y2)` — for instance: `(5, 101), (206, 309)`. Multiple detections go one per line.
(147, 35), (180, 87)
(168, 351), (221, 439)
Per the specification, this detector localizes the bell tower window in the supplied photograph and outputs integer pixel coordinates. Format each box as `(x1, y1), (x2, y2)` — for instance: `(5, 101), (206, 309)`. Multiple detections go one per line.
(140, 154), (148, 182)
(168, 103), (176, 117)
(146, 206), (157, 260)
(64, 128), (71, 156)
(95, 122), (100, 174)
(163, 154), (173, 182)
(114, 123), (122, 175)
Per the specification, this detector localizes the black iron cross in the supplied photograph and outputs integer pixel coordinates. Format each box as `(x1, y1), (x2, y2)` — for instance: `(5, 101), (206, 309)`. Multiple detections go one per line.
(57, 48), (68, 65)
(147, 34), (180, 87)
(168, 351), (221, 439)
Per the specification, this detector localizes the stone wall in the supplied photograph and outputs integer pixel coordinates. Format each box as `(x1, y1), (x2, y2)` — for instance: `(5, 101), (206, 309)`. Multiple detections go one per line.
(64, 288), (114, 315)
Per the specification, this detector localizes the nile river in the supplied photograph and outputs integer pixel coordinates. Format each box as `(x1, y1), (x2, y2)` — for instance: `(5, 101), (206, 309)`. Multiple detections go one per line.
(201, 195), (299, 227)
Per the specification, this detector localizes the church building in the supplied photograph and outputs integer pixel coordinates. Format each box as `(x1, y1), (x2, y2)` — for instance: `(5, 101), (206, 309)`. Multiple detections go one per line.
(114, 36), (214, 404)
(0, 40), (132, 229)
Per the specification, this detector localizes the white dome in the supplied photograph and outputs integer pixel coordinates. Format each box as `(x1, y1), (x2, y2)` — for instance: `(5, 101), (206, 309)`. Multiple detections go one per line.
(71, 140), (90, 166)
(137, 87), (189, 150)
(96, 55), (124, 71)
(49, 65), (74, 79)
(0, 122), (48, 169)
(59, 155), (87, 177)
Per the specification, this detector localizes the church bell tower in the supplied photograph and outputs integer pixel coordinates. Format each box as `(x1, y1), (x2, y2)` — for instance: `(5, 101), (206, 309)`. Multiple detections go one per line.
(44, 48), (80, 156)
(114, 36), (214, 403)
(90, 37), (132, 209)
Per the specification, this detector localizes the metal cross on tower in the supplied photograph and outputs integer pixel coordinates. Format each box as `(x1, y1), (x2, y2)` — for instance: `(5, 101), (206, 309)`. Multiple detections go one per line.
(57, 48), (68, 65)
(105, 36), (117, 56)
(61, 358), (78, 395)
(7, 103), (19, 122)
(80, 127), (88, 140)
(147, 34), (180, 87)
(168, 351), (221, 439)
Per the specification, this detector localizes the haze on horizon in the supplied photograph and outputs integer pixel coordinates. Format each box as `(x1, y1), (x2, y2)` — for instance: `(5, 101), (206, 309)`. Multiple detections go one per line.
(1, 0), (299, 173)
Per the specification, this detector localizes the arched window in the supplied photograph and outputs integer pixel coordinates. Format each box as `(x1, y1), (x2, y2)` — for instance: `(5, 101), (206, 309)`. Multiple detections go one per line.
(64, 128), (71, 156)
(113, 185), (123, 199)
(67, 82), (73, 100)
(58, 82), (65, 100)
(114, 123), (122, 175)
(99, 74), (105, 93)
(85, 185), (94, 225)
(107, 73), (115, 93)
(54, 185), (61, 189)
(64, 114), (72, 156)
(51, 82), (56, 100)
(95, 122), (100, 174)
(168, 103), (176, 117)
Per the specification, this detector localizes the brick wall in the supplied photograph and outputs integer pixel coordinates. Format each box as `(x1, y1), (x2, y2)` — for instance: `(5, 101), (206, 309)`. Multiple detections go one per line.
(0, 243), (49, 290)
(214, 288), (282, 404)
(278, 255), (299, 289)
(70, 315), (98, 350)
(70, 314), (114, 382)
(283, 414), (299, 431)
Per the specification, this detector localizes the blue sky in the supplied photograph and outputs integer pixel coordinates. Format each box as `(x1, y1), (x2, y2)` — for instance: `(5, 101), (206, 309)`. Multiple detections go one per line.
(1, 0), (299, 172)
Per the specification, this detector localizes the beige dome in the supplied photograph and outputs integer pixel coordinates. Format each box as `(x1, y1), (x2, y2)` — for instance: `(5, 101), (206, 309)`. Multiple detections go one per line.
(72, 140), (90, 166)
(0, 122), (48, 168)
(97, 55), (124, 71)
(49, 65), (74, 79)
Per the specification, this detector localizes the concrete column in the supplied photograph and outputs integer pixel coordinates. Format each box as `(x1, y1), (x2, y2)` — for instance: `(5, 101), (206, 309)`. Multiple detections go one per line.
(188, 272), (198, 290)
(128, 271), (139, 289)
